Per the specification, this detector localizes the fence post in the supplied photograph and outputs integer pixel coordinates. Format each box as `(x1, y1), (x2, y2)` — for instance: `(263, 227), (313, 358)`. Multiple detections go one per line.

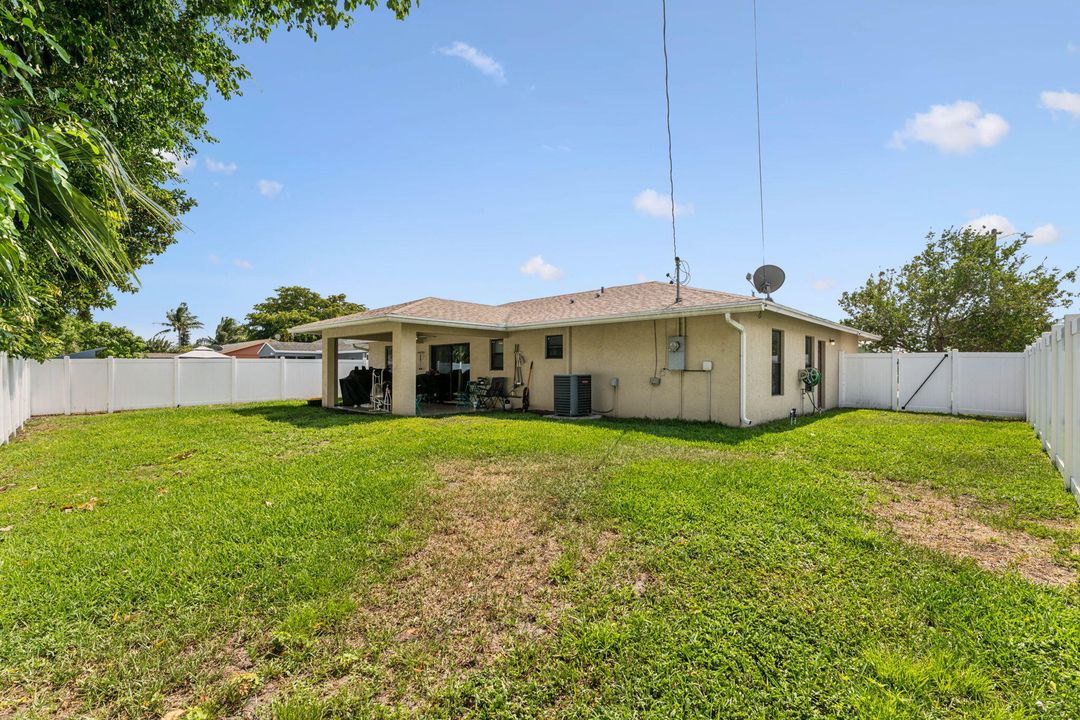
(1024, 346), (1031, 426)
(172, 357), (180, 408)
(0, 352), (8, 443)
(279, 357), (287, 400)
(106, 357), (115, 413)
(890, 350), (900, 411)
(1036, 334), (1045, 446)
(63, 355), (72, 415)
(838, 351), (846, 406)
(949, 349), (959, 415)
(1064, 316), (1078, 494)
(230, 358), (238, 404)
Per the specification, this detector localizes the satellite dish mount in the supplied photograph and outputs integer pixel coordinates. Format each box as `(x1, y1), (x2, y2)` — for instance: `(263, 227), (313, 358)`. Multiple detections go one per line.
(747, 264), (786, 301)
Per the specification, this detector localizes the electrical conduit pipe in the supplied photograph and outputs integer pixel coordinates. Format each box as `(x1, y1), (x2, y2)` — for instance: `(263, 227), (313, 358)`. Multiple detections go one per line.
(724, 313), (752, 426)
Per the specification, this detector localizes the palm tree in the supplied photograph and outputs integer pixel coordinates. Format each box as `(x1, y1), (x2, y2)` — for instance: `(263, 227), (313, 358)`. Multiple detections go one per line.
(197, 317), (248, 349)
(159, 303), (203, 347)
(144, 335), (175, 354)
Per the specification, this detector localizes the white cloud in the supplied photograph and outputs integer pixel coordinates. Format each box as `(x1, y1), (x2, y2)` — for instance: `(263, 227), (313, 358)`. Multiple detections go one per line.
(964, 215), (1060, 245)
(157, 150), (195, 173)
(205, 158), (238, 174)
(233, 258), (253, 270)
(1040, 90), (1080, 118)
(1030, 223), (1061, 245)
(812, 278), (836, 291)
(1068, 41), (1079, 55)
(888, 100), (1009, 154)
(966, 214), (1016, 235)
(257, 179), (283, 198)
(439, 41), (506, 84)
(632, 189), (693, 218)
(541, 143), (571, 152)
(519, 255), (563, 281)
(635, 272), (649, 282)
(208, 254), (221, 265)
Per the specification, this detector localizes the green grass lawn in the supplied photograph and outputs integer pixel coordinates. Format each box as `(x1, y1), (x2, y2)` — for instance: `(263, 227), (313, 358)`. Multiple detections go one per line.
(0, 405), (1077, 719)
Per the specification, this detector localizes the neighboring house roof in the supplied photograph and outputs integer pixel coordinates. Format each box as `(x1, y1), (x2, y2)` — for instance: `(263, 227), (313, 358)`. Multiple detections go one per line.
(178, 347), (231, 359)
(292, 281), (879, 339)
(65, 347), (106, 359)
(219, 339), (266, 354)
(220, 339), (369, 356)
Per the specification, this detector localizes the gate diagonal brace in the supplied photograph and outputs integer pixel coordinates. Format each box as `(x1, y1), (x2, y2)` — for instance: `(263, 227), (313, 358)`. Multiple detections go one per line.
(901, 353), (949, 411)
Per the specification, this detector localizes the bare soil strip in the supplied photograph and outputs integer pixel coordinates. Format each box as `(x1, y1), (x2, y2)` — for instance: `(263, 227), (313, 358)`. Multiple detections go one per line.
(870, 480), (1077, 587)
(239, 459), (615, 716)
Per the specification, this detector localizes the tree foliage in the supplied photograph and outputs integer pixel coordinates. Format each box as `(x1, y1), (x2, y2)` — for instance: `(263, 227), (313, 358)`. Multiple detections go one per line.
(0, 0), (413, 358)
(59, 318), (146, 358)
(198, 317), (248, 348)
(158, 302), (203, 347)
(840, 228), (1077, 352)
(245, 286), (364, 342)
(143, 335), (176, 354)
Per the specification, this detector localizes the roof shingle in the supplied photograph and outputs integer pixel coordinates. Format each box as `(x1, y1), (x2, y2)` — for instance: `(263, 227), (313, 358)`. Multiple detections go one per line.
(295, 281), (756, 332)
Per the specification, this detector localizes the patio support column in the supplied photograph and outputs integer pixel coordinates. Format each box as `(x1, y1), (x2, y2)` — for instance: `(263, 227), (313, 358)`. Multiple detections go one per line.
(391, 324), (416, 416)
(321, 335), (339, 408)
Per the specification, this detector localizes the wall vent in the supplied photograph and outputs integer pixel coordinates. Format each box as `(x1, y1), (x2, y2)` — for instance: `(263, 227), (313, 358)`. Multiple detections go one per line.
(553, 374), (592, 416)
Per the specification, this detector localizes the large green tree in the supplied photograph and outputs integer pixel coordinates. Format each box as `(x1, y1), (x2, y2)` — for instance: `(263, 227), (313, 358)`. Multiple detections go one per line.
(246, 286), (364, 342)
(0, 0), (413, 359)
(58, 318), (147, 358)
(840, 227), (1076, 352)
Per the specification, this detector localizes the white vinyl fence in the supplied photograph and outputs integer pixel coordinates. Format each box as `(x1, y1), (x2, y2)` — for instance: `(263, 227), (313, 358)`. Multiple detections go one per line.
(1026, 315), (1079, 501)
(839, 350), (1027, 417)
(28, 357), (363, 417)
(0, 353), (32, 446)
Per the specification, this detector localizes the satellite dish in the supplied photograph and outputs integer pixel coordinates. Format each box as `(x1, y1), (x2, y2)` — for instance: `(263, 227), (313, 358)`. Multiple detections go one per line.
(750, 264), (785, 300)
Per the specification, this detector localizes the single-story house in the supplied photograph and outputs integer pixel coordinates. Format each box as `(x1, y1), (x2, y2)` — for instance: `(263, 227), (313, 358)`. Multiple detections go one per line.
(220, 338), (369, 362)
(292, 281), (878, 426)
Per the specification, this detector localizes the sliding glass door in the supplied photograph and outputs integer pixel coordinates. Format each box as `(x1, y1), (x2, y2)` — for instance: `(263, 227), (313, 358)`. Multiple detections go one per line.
(430, 343), (471, 398)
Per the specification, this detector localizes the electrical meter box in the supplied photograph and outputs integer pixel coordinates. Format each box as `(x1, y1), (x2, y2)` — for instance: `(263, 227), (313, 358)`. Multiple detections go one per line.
(667, 336), (686, 371)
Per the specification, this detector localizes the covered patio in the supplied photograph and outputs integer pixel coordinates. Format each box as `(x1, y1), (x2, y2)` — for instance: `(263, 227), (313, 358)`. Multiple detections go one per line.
(319, 320), (511, 417)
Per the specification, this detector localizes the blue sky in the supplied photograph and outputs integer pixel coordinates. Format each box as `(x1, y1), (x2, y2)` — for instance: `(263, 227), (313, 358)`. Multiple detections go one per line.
(101, 0), (1080, 339)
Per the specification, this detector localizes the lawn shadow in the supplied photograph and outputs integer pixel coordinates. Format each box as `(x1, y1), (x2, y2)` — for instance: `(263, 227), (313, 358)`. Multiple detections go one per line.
(227, 402), (399, 429)
(578, 408), (856, 447)
(226, 402), (853, 444)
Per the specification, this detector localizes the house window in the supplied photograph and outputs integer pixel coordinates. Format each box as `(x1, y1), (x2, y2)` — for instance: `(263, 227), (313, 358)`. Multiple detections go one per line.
(771, 330), (783, 396)
(805, 336), (814, 369)
(385, 346), (393, 370)
(490, 339), (504, 371)
(545, 334), (564, 359)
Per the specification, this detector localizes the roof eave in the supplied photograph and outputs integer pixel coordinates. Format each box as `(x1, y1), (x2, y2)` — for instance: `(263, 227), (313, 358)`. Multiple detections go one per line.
(292, 301), (877, 339)
(760, 302), (882, 341)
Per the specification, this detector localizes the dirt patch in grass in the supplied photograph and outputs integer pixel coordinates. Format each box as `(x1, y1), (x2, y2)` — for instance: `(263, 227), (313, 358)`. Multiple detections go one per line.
(870, 481), (1077, 587)
(357, 460), (613, 704)
(242, 459), (615, 715)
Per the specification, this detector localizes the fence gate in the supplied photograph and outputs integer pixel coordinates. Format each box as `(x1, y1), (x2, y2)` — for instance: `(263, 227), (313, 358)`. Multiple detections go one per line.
(898, 352), (953, 413)
(840, 350), (1026, 417)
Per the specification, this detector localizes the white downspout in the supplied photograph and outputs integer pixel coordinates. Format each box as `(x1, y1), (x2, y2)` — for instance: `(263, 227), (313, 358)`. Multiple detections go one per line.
(724, 313), (752, 426)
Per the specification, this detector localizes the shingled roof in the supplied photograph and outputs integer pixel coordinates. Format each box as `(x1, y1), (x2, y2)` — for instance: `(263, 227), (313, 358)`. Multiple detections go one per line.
(291, 281), (875, 339)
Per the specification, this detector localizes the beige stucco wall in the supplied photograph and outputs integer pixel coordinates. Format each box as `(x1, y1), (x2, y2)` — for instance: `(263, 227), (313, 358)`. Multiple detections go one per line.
(325, 310), (859, 426)
(738, 311), (858, 424)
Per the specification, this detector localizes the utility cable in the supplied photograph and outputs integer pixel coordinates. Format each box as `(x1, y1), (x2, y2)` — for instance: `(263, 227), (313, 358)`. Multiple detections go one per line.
(661, 0), (678, 263)
(752, 0), (767, 267)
